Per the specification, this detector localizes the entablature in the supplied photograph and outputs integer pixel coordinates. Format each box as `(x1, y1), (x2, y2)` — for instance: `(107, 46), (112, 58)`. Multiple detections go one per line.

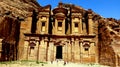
(24, 33), (96, 39)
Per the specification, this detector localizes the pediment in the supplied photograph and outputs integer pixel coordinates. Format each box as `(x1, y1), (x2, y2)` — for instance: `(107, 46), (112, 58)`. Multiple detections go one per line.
(39, 5), (51, 12)
(71, 6), (83, 13)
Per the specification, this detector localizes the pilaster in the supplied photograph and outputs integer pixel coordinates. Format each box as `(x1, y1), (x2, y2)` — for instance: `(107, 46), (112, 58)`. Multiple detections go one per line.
(74, 39), (80, 62)
(53, 44), (56, 60)
(46, 16), (49, 34)
(79, 42), (82, 63)
(62, 19), (65, 34)
(0, 39), (3, 60)
(71, 38), (75, 62)
(36, 18), (41, 34)
(39, 39), (45, 61)
(55, 19), (58, 34)
(67, 41), (71, 62)
(89, 42), (96, 62)
(24, 40), (29, 60)
(88, 14), (93, 34)
(44, 39), (48, 61)
(63, 42), (66, 61)
(47, 41), (54, 61)
(79, 14), (83, 34)
(115, 54), (118, 67)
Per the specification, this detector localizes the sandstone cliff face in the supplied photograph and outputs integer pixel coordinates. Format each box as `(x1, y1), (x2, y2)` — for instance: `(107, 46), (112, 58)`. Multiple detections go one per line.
(0, 0), (40, 61)
(98, 18), (120, 66)
(0, 0), (40, 17)
(0, 0), (40, 37)
(0, 0), (42, 37)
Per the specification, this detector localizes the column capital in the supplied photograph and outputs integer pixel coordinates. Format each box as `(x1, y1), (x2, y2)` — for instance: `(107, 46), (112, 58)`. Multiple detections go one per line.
(79, 14), (82, 19)
(75, 38), (79, 41)
(44, 37), (49, 42)
(71, 38), (74, 41)
(88, 14), (93, 19)
(0, 39), (3, 42)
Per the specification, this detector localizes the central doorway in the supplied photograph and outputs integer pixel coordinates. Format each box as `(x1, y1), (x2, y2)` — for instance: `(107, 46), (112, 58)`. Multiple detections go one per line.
(56, 46), (62, 59)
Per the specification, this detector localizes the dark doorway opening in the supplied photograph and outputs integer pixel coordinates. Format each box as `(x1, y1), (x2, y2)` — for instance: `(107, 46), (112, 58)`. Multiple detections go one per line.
(56, 46), (62, 59)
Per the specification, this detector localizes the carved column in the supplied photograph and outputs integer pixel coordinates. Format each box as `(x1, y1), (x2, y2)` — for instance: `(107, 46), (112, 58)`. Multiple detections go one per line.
(115, 54), (118, 67)
(95, 42), (99, 63)
(37, 40), (40, 62)
(53, 44), (56, 60)
(79, 42), (82, 63)
(89, 42), (96, 62)
(74, 38), (80, 62)
(79, 14), (83, 34)
(46, 16), (49, 34)
(38, 39), (41, 61)
(55, 19), (58, 34)
(88, 14), (93, 34)
(62, 19), (65, 34)
(44, 37), (48, 61)
(36, 17), (41, 34)
(63, 41), (67, 62)
(67, 41), (71, 62)
(0, 39), (3, 60)
(71, 38), (75, 62)
(71, 16), (74, 34)
(65, 41), (68, 62)
(24, 40), (29, 60)
(26, 17), (33, 33)
(47, 41), (54, 61)
(39, 38), (45, 61)
(35, 39), (40, 62)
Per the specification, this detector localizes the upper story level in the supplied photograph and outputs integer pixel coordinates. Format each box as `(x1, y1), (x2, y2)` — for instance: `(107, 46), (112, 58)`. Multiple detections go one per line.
(20, 2), (96, 36)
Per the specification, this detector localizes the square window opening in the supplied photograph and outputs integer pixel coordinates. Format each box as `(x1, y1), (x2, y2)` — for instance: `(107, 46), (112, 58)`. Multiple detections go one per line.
(84, 48), (89, 51)
(75, 23), (78, 27)
(58, 22), (62, 27)
(30, 47), (35, 49)
(41, 22), (46, 32)
(42, 22), (45, 26)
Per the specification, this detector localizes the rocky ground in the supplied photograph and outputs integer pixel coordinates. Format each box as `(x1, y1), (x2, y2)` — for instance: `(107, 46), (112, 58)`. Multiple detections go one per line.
(0, 60), (109, 67)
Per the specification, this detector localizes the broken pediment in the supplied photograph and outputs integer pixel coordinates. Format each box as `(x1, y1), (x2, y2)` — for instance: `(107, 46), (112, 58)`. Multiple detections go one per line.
(71, 6), (83, 13)
(38, 5), (51, 12)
